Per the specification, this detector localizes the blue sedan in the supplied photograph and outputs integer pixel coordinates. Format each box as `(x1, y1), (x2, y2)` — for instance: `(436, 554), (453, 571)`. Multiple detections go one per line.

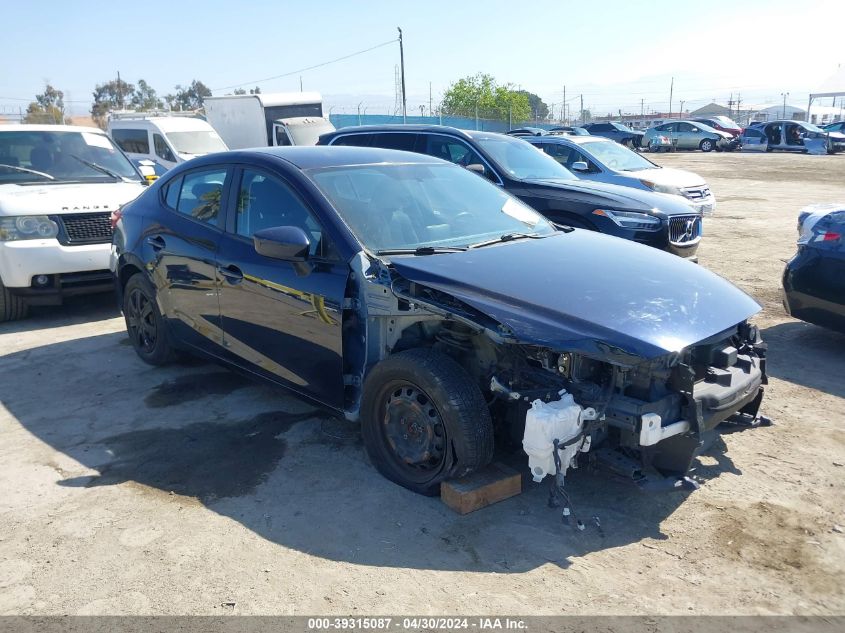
(111, 146), (767, 495)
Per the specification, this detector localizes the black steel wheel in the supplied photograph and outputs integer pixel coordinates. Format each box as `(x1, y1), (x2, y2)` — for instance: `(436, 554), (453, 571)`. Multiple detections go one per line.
(122, 274), (175, 365)
(361, 348), (494, 495)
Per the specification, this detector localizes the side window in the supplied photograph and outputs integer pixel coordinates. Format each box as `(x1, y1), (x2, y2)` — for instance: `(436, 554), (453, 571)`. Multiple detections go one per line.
(112, 128), (149, 154)
(236, 169), (336, 259)
(542, 143), (573, 164)
(330, 134), (372, 147)
(163, 175), (182, 209)
(274, 127), (291, 147)
(677, 123), (693, 132)
(422, 135), (483, 167)
(369, 133), (418, 152)
(153, 134), (176, 162)
(173, 168), (227, 226)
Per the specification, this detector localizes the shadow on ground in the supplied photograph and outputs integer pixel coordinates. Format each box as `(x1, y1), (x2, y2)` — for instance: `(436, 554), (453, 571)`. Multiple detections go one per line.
(0, 292), (119, 336)
(1, 324), (743, 573)
(762, 321), (845, 398)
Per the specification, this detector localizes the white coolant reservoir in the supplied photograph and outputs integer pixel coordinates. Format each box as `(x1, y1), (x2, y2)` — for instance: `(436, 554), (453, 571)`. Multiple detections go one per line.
(522, 390), (597, 483)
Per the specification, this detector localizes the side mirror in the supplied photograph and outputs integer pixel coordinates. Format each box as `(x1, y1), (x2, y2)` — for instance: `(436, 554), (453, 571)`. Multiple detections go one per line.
(571, 161), (589, 172)
(253, 226), (310, 261)
(465, 163), (486, 176)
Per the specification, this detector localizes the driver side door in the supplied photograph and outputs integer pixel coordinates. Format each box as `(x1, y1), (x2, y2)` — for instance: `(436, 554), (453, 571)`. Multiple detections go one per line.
(215, 167), (348, 408)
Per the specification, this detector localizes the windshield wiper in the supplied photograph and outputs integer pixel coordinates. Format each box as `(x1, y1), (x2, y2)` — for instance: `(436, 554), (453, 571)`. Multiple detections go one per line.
(69, 155), (127, 181)
(0, 164), (55, 180)
(468, 232), (549, 249)
(375, 245), (468, 256)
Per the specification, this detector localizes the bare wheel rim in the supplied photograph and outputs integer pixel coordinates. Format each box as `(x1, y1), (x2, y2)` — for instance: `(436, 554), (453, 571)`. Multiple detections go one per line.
(126, 287), (157, 353)
(380, 381), (448, 481)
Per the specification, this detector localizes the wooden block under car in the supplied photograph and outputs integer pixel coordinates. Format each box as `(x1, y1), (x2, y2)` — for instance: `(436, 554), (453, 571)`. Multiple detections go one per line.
(441, 462), (522, 514)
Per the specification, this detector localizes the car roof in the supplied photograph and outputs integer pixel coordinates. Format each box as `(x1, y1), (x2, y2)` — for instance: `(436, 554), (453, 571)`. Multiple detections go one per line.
(245, 145), (445, 170)
(108, 117), (213, 132)
(0, 124), (106, 134)
(322, 124), (473, 138)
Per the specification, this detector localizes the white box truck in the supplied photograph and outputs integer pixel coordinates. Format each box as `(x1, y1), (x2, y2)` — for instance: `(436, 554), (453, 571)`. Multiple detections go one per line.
(204, 92), (336, 149)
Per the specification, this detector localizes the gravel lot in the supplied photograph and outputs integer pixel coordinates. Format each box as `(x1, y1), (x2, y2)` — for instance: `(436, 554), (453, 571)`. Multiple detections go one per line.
(1, 151), (843, 616)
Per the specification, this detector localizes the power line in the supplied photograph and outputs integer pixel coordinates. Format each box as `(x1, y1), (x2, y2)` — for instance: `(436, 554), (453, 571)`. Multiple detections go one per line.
(211, 38), (398, 92)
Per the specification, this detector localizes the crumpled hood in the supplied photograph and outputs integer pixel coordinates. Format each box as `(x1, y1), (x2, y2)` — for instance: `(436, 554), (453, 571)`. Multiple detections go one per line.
(389, 231), (760, 363)
(522, 178), (697, 215)
(0, 182), (145, 216)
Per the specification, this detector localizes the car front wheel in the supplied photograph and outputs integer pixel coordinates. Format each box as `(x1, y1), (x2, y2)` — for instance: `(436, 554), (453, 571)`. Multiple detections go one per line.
(700, 138), (714, 152)
(360, 348), (494, 495)
(122, 273), (176, 365)
(0, 279), (28, 322)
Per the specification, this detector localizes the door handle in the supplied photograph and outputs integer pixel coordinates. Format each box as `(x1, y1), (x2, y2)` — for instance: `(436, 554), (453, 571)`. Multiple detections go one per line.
(217, 264), (244, 284)
(146, 235), (166, 251)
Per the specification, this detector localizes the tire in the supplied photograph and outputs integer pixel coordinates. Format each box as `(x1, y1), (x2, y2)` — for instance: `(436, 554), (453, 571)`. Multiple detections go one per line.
(360, 348), (494, 495)
(0, 279), (28, 322)
(699, 138), (714, 152)
(122, 273), (176, 366)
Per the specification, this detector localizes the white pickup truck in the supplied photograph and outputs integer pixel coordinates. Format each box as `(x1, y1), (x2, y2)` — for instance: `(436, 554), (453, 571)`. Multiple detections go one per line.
(0, 124), (146, 321)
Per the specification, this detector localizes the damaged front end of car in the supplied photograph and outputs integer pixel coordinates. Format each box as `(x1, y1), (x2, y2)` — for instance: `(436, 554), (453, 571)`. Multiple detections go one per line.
(341, 231), (768, 494)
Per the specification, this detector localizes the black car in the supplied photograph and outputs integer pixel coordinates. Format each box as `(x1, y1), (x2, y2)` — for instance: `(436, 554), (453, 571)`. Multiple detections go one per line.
(783, 204), (845, 333)
(581, 122), (645, 148)
(112, 146), (767, 495)
(506, 127), (548, 137)
(318, 125), (701, 259)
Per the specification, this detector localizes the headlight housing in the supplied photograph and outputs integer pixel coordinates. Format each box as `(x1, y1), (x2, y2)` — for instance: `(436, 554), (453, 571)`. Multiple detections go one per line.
(593, 209), (662, 231)
(639, 180), (683, 197)
(0, 216), (59, 241)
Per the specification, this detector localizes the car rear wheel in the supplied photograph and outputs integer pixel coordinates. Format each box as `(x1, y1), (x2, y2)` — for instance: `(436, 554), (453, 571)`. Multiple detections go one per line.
(123, 273), (176, 366)
(0, 279), (28, 322)
(700, 138), (714, 152)
(360, 348), (494, 495)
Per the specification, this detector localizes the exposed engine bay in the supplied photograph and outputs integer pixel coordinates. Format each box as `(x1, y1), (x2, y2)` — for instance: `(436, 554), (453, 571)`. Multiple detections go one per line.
(343, 252), (769, 492)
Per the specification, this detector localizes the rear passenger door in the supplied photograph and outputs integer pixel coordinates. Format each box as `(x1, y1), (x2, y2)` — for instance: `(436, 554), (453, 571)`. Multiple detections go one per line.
(148, 165), (230, 354)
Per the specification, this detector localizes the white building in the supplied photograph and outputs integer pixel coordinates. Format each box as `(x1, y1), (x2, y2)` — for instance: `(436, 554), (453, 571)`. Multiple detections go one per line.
(751, 104), (843, 125)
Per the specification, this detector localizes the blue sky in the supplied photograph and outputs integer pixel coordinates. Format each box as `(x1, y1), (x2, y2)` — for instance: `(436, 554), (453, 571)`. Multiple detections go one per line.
(1, 0), (840, 118)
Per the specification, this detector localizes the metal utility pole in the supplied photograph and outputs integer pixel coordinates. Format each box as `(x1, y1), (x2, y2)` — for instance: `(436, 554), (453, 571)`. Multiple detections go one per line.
(781, 92), (789, 119)
(641, 98), (644, 117)
(397, 27), (407, 123)
(679, 100), (685, 118)
(668, 76), (674, 118)
(580, 94), (584, 124)
(117, 70), (123, 109)
(300, 76), (303, 92)
(357, 101), (363, 126)
(475, 101), (479, 130)
(562, 85), (566, 123)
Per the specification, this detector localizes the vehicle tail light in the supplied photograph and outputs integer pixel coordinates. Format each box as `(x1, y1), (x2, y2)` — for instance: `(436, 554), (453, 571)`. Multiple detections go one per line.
(110, 207), (124, 230)
(822, 231), (841, 242)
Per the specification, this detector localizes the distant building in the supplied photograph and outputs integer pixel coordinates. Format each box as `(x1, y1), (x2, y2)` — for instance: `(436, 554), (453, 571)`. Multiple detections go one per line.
(690, 102), (732, 117)
(750, 104), (842, 124)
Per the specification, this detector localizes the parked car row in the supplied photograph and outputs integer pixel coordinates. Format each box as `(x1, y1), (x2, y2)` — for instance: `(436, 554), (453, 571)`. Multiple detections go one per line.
(0, 117), (832, 499)
(740, 120), (845, 154)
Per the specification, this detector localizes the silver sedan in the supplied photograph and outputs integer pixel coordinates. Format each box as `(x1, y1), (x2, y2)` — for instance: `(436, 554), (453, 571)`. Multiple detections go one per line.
(643, 121), (733, 152)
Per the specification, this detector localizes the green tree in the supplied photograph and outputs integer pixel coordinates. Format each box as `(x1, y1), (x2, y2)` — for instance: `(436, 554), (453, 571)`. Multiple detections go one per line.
(23, 84), (67, 124)
(130, 79), (163, 111)
(91, 78), (134, 128)
(441, 73), (530, 122)
(516, 90), (549, 120)
(165, 80), (212, 111)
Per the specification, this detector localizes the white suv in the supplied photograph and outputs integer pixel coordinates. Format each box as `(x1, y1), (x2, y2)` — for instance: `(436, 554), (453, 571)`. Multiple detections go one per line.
(0, 124), (146, 321)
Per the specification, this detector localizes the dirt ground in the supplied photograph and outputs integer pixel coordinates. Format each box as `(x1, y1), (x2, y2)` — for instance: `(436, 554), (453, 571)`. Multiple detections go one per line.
(0, 151), (843, 616)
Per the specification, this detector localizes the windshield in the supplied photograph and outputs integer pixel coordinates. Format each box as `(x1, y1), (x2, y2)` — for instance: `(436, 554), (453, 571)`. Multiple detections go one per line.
(473, 135), (576, 181)
(309, 162), (556, 253)
(800, 122), (826, 134)
(167, 130), (227, 155)
(0, 129), (141, 184)
(612, 123), (635, 133)
(287, 121), (336, 146)
(582, 140), (655, 171)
